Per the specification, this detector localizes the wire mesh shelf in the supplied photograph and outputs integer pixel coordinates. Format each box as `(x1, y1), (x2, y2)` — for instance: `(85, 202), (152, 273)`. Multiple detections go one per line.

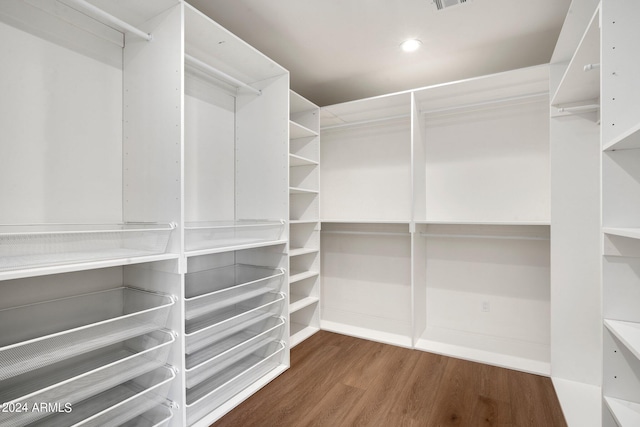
(28, 366), (175, 427)
(185, 264), (285, 320)
(185, 341), (285, 425)
(119, 404), (173, 427)
(0, 330), (174, 427)
(0, 287), (175, 381)
(184, 220), (285, 253)
(185, 316), (285, 388)
(184, 292), (285, 354)
(0, 223), (175, 273)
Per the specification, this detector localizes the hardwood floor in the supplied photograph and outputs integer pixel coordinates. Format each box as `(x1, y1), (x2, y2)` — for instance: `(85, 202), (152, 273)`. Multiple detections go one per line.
(212, 331), (566, 427)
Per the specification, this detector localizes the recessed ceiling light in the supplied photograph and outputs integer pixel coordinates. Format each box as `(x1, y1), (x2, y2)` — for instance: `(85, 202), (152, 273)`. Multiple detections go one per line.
(401, 39), (422, 52)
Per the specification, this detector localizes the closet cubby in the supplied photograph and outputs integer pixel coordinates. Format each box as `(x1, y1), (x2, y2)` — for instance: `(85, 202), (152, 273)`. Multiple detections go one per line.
(320, 222), (412, 347)
(289, 91), (321, 347)
(320, 92), (412, 222)
(184, 243), (288, 425)
(413, 65), (550, 224)
(413, 223), (551, 375)
(601, 0), (640, 424)
(0, 0), (182, 278)
(0, 262), (182, 427)
(183, 3), (289, 256)
(319, 65), (551, 373)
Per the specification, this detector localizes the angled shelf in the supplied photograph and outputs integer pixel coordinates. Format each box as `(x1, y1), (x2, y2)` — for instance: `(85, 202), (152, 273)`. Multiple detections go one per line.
(289, 153), (318, 167)
(605, 319), (640, 361)
(605, 396), (640, 427)
(289, 247), (319, 257)
(289, 295), (319, 314)
(551, 7), (600, 107)
(290, 323), (320, 348)
(290, 187), (319, 195)
(604, 122), (640, 151)
(289, 270), (319, 284)
(603, 227), (640, 240)
(290, 121), (318, 139)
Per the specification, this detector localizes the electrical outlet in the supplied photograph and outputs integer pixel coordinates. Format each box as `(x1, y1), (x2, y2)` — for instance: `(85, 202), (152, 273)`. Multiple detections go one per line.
(481, 301), (490, 312)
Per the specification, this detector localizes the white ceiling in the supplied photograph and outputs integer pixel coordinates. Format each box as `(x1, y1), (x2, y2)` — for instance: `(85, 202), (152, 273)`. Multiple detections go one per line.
(188, 0), (571, 107)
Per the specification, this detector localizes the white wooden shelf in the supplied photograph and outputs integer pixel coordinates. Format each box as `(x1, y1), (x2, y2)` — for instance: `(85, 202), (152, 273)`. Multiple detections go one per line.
(551, 7), (600, 107)
(605, 319), (640, 360)
(186, 239), (288, 258)
(290, 323), (320, 348)
(603, 122), (640, 151)
(290, 121), (318, 139)
(289, 154), (318, 167)
(289, 270), (319, 284)
(290, 219), (319, 225)
(603, 228), (640, 240)
(289, 247), (319, 257)
(605, 396), (640, 427)
(321, 219), (411, 224)
(289, 187), (319, 195)
(289, 295), (319, 313)
(416, 220), (551, 226)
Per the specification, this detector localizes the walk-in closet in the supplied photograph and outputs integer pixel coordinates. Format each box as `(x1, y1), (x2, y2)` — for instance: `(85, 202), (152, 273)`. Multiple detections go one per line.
(0, 0), (638, 426)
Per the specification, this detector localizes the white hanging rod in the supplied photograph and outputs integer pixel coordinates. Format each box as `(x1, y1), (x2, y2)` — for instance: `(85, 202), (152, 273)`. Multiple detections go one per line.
(322, 230), (408, 237)
(556, 104), (600, 113)
(184, 54), (261, 96)
(321, 114), (410, 130)
(64, 0), (152, 41)
(419, 232), (549, 241)
(421, 91), (548, 115)
(583, 63), (600, 71)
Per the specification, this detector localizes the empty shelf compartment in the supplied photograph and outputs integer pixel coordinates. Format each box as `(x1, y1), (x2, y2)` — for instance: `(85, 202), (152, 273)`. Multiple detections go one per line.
(185, 292), (285, 354)
(0, 287), (175, 381)
(186, 341), (285, 425)
(185, 316), (285, 388)
(119, 404), (173, 427)
(0, 223), (175, 273)
(0, 330), (174, 427)
(184, 220), (285, 253)
(29, 366), (175, 427)
(185, 264), (285, 320)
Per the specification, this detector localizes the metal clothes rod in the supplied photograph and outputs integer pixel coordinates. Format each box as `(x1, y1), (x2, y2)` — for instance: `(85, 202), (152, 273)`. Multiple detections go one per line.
(556, 104), (600, 113)
(421, 91), (548, 115)
(321, 114), (410, 131)
(322, 230), (408, 237)
(64, 0), (153, 41)
(583, 63), (600, 71)
(185, 54), (262, 96)
(419, 232), (549, 241)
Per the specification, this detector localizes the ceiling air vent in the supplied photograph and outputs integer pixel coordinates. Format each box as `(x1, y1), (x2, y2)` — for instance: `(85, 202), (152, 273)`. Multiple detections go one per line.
(434, 0), (467, 10)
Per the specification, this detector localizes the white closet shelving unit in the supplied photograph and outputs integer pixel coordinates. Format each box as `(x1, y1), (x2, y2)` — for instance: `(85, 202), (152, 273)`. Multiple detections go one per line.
(0, 1), (290, 426)
(320, 66), (550, 371)
(413, 66), (551, 375)
(549, 1), (602, 425)
(601, 0), (640, 426)
(320, 92), (413, 348)
(0, 1), (183, 426)
(289, 91), (321, 347)
(182, 4), (289, 426)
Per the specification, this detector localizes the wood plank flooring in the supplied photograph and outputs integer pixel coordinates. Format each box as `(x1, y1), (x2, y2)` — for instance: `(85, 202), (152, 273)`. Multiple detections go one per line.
(212, 331), (566, 427)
